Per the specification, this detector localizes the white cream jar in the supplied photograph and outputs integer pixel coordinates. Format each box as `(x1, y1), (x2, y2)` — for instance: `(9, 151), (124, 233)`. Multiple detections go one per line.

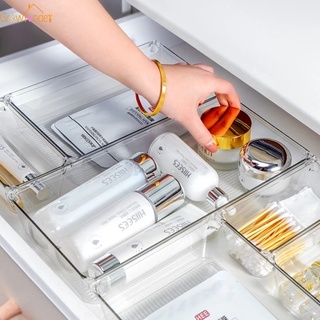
(238, 138), (292, 194)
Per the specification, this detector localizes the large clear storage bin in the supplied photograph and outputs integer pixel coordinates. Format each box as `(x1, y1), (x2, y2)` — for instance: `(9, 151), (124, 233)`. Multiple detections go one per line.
(94, 159), (320, 319)
(0, 41), (187, 208)
(10, 90), (310, 308)
(93, 209), (279, 319)
(3, 41), (187, 162)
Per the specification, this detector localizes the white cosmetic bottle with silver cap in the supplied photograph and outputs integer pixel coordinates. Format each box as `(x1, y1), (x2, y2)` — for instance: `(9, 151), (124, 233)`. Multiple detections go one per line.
(32, 152), (159, 242)
(58, 173), (185, 273)
(149, 132), (228, 207)
(88, 203), (207, 278)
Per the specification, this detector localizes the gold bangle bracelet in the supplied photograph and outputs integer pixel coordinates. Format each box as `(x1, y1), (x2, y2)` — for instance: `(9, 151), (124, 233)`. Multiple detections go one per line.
(135, 59), (167, 117)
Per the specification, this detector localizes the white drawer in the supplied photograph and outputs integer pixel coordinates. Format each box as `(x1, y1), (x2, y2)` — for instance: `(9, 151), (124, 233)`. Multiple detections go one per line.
(1, 12), (320, 320)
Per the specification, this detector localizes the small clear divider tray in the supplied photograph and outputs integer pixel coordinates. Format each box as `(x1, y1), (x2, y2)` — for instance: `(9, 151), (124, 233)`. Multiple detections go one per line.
(2, 40), (187, 164)
(221, 158), (320, 319)
(273, 220), (320, 319)
(0, 96), (67, 207)
(12, 96), (310, 316)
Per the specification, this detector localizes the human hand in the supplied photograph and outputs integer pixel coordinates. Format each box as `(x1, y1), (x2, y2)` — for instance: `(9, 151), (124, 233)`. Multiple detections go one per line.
(158, 63), (241, 152)
(0, 299), (21, 320)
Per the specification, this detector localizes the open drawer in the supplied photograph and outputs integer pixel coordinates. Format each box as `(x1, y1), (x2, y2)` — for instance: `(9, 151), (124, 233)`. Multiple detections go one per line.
(8, 89), (310, 317)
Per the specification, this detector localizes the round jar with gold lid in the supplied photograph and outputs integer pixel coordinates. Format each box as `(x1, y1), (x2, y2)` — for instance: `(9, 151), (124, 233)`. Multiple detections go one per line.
(198, 110), (252, 170)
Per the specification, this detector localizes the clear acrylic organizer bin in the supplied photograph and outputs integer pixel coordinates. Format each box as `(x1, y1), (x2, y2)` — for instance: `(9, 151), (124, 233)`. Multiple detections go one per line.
(273, 213), (320, 318)
(93, 159), (320, 319)
(93, 209), (280, 320)
(3, 41), (187, 162)
(11, 91), (311, 311)
(95, 216), (223, 319)
(0, 97), (67, 208)
(0, 41), (188, 207)
(222, 158), (320, 282)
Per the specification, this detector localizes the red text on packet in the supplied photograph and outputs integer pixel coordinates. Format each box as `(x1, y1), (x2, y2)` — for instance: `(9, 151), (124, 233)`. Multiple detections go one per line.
(195, 310), (210, 320)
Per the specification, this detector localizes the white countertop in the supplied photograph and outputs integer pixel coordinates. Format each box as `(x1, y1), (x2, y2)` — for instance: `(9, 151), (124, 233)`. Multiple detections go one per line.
(126, 0), (320, 135)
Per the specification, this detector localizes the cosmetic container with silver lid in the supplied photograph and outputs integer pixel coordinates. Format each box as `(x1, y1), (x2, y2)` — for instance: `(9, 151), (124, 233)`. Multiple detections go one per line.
(57, 173), (185, 273)
(238, 138), (292, 194)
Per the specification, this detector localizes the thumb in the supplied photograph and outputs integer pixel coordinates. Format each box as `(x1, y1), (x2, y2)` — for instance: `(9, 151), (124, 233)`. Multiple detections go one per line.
(183, 117), (218, 153)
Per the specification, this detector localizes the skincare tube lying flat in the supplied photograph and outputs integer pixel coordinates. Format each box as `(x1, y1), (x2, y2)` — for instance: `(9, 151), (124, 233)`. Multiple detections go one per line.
(58, 174), (184, 273)
(89, 203), (207, 277)
(90, 205), (215, 288)
(32, 153), (159, 242)
(0, 135), (49, 200)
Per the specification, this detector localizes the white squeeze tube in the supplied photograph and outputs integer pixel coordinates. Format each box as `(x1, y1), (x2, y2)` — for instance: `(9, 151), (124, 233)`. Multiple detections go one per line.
(58, 174), (185, 273)
(32, 152), (160, 242)
(88, 203), (208, 278)
(149, 132), (229, 207)
(0, 135), (49, 200)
